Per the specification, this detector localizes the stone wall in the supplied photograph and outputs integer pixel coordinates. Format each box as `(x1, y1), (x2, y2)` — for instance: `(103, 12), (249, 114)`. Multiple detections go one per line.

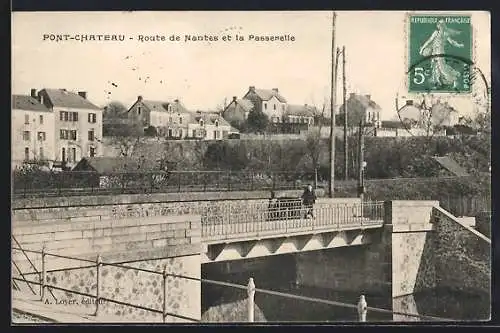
(384, 201), (438, 298)
(13, 213), (201, 272)
(41, 254), (200, 322)
(433, 206), (491, 295)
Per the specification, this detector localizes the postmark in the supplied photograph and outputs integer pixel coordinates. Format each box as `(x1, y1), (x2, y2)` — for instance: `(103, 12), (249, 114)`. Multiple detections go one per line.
(407, 14), (473, 93)
(395, 54), (489, 137)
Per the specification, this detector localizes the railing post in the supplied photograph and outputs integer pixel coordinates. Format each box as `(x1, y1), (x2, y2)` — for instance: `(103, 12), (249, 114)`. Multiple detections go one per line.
(357, 295), (367, 322)
(95, 254), (101, 316)
(163, 265), (168, 323)
(40, 245), (46, 302)
(247, 277), (255, 323)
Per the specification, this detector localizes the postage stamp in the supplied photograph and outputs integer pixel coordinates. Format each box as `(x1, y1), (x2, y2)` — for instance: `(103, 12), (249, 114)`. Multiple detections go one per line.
(407, 14), (473, 93)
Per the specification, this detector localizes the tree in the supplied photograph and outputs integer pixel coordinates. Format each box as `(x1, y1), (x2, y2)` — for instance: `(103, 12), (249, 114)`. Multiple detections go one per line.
(245, 111), (269, 134)
(103, 102), (144, 157)
(304, 103), (326, 188)
(144, 126), (158, 137)
(103, 101), (128, 119)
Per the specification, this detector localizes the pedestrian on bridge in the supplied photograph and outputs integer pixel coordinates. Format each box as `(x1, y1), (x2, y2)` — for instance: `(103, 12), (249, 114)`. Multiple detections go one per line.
(301, 184), (316, 219)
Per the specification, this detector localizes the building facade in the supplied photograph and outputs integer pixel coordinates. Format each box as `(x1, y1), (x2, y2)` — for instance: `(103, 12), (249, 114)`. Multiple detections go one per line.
(11, 95), (56, 168)
(242, 86), (287, 120)
(126, 96), (191, 138)
(36, 88), (103, 168)
(221, 96), (254, 128)
(187, 112), (233, 140)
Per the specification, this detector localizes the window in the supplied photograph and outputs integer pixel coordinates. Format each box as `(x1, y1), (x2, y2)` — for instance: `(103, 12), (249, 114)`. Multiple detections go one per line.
(61, 148), (66, 162)
(215, 120), (219, 127)
(24, 147), (29, 161)
(60, 111), (64, 121)
(64, 112), (69, 121)
(39, 147), (44, 159)
(37, 132), (46, 141)
(60, 129), (67, 140)
(264, 103), (267, 110)
(179, 117), (182, 124)
(200, 120), (204, 127)
(90, 146), (96, 157)
(168, 129), (173, 137)
(179, 129), (183, 137)
(137, 106), (142, 115)
(24, 114), (29, 124)
(73, 112), (78, 121)
(71, 148), (76, 162)
(273, 104), (276, 110)
(88, 113), (97, 123)
(39, 115), (44, 124)
(88, 130), (95, 141)
(70, 130), (77, 140)
(23, 131), (30, 141)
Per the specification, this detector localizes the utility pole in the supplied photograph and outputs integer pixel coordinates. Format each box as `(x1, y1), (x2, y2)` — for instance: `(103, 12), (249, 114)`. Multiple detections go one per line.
(328, 11), (337, 198)
(357, 119), (365, 202)
(342, 45), (348, 181)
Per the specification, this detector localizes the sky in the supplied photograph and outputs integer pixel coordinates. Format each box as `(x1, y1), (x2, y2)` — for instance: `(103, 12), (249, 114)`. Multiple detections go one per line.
(12, 11), (491, 120)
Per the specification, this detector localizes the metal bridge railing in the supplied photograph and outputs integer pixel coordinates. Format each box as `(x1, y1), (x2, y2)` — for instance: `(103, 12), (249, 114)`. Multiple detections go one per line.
(11, 243), (454, 323)
(201, 201), (385, 240)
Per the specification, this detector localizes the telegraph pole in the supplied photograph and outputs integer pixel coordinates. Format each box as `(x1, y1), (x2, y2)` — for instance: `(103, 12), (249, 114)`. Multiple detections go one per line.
(328, 11), (337, 198)
(342, 46), (348, 181)
(357, 119), (365, 202)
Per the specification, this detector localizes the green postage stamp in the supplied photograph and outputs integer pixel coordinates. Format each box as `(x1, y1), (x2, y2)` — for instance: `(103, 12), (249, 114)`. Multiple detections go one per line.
(407, 14), (472, 93)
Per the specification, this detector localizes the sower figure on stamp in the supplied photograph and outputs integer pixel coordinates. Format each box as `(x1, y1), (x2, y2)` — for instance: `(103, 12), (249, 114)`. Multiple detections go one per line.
(419, 19), (464, 89)
(301, 184), (316, 219)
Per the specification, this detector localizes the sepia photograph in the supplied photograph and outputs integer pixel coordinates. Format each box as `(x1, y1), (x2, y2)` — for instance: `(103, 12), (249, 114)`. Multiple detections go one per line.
(11, 10), (491, 324)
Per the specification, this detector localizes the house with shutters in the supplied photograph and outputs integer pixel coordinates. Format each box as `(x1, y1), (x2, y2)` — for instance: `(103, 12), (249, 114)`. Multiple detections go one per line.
(27, 88), (103, 168)
(187, 111), (235, 140)
(11, 95), (55, 168)
(126, 96), (191, 138)
(237, 86), (315, 132)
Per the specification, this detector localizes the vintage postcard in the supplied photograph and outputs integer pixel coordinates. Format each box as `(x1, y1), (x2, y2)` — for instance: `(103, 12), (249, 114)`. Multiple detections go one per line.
(11, 11), (491, 324)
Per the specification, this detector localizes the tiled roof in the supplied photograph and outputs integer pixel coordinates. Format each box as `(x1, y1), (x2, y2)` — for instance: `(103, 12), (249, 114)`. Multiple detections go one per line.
(41, 89), (101, 110)
(253, 89), (287, 103)
(348, 94), (381, 110)
(73, 157), (159, 173)
(285, 104), (316, 117)
(191, 112), (231, 127)
(140, 99), (190, 114)
(432, 156), (470, 177)
(12, 95), (51, 112)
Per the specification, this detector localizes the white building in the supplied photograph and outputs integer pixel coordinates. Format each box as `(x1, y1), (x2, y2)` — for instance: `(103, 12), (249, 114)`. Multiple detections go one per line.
(187, 111), (234, 140)
(11, 95), (55, 168)
(36, 88), (103, 168)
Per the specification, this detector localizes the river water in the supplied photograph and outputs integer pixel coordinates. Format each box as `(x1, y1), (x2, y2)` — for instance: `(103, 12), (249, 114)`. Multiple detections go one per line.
(202, 275), (490, 322)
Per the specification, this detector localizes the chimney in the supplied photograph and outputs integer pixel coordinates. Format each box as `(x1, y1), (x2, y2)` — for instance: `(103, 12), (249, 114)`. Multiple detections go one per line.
(272, 88), (279, 94)
(38, 92), (44, 105)
(406, 100), (414, 106)
(365, 94), (371, 100)
(78, 91), (87, 99)
(137, 95), (143, 101)
(30, 89), (37, 98)
(232, 96), (237, 102)
(249, 86), (255, 92)
(174, 99), (179, 103)
(349, 93), (356, 99)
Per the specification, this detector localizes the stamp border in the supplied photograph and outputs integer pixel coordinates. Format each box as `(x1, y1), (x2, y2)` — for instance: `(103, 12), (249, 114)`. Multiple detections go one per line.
(405, 11), (475, 95)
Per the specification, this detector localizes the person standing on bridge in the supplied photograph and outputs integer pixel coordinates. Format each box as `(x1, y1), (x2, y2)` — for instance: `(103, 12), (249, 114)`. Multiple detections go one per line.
(301, 184), (316, 219)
